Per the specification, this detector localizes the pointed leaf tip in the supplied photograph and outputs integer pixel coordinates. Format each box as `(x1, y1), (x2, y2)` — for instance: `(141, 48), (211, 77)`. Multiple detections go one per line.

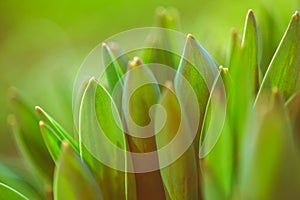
(187, 33), (195, 40)
(61, 140), (70, 150)
(164, 80), (174, 90)
(39, 121), (45, 127)
(102, 42), (107, 48)
(129, 57), (142, 69)
(293, 11), (299, 19)
(247, 9), (254, 16)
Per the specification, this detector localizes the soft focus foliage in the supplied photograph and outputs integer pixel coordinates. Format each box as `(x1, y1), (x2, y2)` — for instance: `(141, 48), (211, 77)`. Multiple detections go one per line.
(1, 1), (300, 200)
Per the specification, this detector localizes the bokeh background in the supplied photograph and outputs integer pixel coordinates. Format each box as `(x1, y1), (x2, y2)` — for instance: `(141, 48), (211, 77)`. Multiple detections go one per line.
(0, 0), (299, 160)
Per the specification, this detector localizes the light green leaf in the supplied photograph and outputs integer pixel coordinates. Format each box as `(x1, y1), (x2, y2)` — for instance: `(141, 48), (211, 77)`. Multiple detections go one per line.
(8, 88), (54, 185)
(227, 9), (259, 141)
(155, 82), (199, 200)
(54, 141), (103, 200)
(35, 106), (79, 154)
(0, 182), (28, 200)
(256, 11), (300, 102)
(79, 77), (136, 200)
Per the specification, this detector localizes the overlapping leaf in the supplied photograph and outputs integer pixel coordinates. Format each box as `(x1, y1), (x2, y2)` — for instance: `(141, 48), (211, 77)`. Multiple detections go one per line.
(122, 57), (165, 200)
(155, 82), (199, 200)
(79, 77), (136, 200)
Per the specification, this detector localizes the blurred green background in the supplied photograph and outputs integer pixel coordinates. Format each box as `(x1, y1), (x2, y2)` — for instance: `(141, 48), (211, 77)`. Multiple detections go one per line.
(0, 0), (299, 159)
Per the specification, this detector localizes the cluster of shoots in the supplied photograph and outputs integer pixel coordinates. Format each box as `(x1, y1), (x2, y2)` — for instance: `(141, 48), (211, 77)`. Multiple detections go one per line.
(1, 7), (300, 200)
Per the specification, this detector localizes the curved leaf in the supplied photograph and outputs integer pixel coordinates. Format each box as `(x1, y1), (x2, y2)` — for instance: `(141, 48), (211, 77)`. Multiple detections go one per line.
(35, 106), (79, 153)
(0, 161), (46, 199)
(0, 182), (28, 200)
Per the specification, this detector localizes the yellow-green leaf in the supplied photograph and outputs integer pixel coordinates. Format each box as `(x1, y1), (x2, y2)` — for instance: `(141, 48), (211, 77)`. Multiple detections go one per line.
(257, 11), (300, 102)
(54, 141), (103, 200)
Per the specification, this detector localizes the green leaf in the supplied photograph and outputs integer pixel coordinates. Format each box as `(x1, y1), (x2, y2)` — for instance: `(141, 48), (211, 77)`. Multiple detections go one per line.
(201, 117), (233, 200)
(286, 91), (300, 146)
(122, 57), (165, 199)
(174, 34), (218, 153)
(238, 91), (300, 199)
(105, 42), (129, 74)
(39, 121), (63, 163)
(0, 182), (28, 200)
(54, 141), (103, 200)
(8, 88), (54, 185)
(35, 106), (79, 154)
(79, 77), (136, 200)
(155, 81), (199, 200)
(227, 9), (259, 140)
(0, 161), (46, 199)
(143, 7), (181, 73)
(256, 11), (300, 102)
(155, 7), (180, 30)
(102, 42), (124, 93)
